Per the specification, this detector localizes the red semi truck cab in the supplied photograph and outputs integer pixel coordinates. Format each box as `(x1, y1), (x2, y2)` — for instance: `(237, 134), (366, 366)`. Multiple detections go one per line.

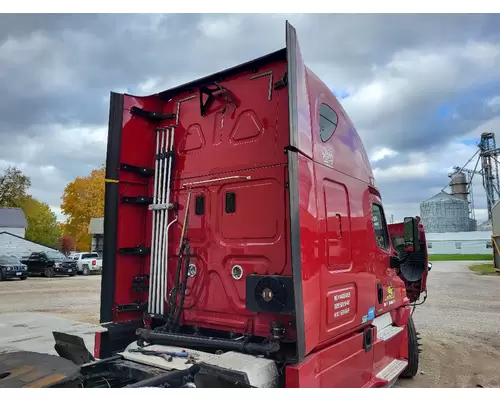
(0, 21), (429, 389)
(91, 21), (430, 388)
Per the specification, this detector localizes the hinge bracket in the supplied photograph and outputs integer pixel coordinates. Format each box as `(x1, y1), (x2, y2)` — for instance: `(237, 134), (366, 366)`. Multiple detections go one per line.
(120, 163), (154, 177)
(132, 275), (149, 292)
(274, 71), (288, 90)
(118, 246), (151, 256)
(116, 302), (148, 313)
(130, 106), (176, 122)
(122, 196), (154, 205)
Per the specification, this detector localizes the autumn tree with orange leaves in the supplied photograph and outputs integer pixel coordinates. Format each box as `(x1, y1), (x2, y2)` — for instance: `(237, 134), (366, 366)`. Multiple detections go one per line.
(61, 166), (105, 251)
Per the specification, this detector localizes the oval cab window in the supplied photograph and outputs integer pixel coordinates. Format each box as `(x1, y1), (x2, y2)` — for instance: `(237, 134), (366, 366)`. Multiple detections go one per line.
(319, 103), (338, 142)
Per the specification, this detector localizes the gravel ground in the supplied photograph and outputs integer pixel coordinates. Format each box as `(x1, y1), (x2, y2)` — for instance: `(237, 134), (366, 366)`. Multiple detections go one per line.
(0, 262), (499, 387)
(0, 274), (101, 325)
(396, 261), (500, 388)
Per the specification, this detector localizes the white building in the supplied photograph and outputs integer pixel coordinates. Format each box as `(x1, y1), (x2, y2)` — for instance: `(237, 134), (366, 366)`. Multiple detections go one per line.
(0, 231), (58, 258)
(0, 207), (58, 258)
(89, 217), (104, 257)
(425, 230), (492, 255)
(0, 207), (27, 237)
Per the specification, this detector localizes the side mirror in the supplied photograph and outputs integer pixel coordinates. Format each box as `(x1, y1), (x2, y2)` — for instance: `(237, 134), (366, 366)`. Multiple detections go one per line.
(428, 262), (432, 271)
(403, 216), (420, 252)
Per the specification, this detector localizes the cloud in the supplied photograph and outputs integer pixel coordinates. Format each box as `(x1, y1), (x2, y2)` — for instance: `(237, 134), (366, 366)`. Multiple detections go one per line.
(0, 13), (499, 226)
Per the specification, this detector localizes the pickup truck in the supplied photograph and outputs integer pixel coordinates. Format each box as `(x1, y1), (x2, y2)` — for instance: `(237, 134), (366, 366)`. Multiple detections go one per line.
(71, 252), (102, 275)
(23, 251), (77, 277)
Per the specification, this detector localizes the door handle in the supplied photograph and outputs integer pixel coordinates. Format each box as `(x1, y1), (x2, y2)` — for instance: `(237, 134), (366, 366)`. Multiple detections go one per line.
(377, 282), (383, 304)
(335, 213), (342, 239)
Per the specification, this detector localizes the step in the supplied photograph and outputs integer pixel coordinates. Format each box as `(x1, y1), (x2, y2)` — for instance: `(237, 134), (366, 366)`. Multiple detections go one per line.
(376, 359), (408, 382)
(377, 325), (404, 341)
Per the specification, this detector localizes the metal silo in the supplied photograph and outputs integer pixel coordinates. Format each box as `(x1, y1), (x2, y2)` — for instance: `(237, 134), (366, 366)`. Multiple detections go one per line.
(449, 171), (469, 202)
(420, 191), (471, 233)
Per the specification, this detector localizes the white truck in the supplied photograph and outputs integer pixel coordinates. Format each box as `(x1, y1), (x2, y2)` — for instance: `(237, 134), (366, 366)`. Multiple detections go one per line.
(71, 252), (102, 275)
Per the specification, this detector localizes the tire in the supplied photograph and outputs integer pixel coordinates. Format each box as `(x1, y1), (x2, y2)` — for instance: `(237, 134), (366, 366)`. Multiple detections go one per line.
(44, 266), (55, 278)
(20, 276), (27, 280)
(0, 271), (4, 281)
(82, 266), (89, 276)
(400, 315), (420, 378)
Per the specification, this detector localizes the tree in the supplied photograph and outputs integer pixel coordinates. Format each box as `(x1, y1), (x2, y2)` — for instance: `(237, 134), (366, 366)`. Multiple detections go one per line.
(18, 196), (62, 248)
(59, 236), (76, 256)
(0, 166), (31, 207)
(61, 166), (105, 251)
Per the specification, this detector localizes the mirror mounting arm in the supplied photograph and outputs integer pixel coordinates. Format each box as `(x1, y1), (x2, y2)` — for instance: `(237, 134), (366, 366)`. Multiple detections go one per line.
(389, 255), (400, 269)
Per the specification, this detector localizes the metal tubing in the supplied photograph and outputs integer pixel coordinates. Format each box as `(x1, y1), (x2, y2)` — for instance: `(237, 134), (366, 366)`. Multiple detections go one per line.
(148, 130), (161, 314)
(153, 129), (166, 314)
(158, 127), (171, 315)
(161, 126), (176, 312)
(159, 95), (195, 308)
(136, 329), (281, 355)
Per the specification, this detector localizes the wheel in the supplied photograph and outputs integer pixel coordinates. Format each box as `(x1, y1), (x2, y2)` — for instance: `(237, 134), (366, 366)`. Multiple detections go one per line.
(20, 276), (27, 280)
(44, 266), (55, 278)
(0, 271), (4, 281)
(82, 266), (89, 276)
(400, 315), (420, 378)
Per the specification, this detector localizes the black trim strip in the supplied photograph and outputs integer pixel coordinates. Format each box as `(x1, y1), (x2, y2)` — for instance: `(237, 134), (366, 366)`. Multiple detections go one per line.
(100, 92), (124, 324)
(286, 21), (306, 361)
(158, 49), (287, 101)
(116, 303), (148, 313)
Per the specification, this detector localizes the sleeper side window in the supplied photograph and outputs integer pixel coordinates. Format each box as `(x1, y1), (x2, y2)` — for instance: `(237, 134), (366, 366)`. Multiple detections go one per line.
(371, 203), (390, 251)
(319, 103), (338, 142)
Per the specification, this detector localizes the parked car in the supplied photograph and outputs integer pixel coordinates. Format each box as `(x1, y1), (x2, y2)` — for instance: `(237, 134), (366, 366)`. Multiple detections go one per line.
(71, 252), (102, 275)
(23, 251), (77, 277)
(0, 255), (28, 281)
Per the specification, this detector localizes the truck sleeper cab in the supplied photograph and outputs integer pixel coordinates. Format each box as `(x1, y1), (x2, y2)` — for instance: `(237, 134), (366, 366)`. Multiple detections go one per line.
(0, 21), (429, 389)
(91, 21), (429, 388)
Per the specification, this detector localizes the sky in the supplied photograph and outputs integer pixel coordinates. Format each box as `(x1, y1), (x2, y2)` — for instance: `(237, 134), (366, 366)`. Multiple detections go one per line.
(1, 13), (500, 224)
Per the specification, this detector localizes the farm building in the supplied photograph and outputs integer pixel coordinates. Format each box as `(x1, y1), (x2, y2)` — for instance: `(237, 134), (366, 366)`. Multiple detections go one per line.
(0, 207), (58, 258)
(89, 217), (104, 257)
(0, 207), (27, 237)
(0, 231), (58, 259)
(425, 230), (492, 255)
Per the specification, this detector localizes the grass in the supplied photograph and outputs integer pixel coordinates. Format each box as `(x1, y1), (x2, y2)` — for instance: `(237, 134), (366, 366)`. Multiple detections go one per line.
(428, 254), (493, 261)
(468, 263), (499, 276)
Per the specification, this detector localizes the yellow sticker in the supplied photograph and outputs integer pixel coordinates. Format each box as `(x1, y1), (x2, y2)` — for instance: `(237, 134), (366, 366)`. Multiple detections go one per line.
(385, 284), (395, 301)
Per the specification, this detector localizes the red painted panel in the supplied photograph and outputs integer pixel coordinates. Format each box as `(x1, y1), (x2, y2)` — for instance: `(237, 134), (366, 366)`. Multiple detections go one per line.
(322, 179), (352, 270)
(166, 165), (291, 337)
(112, 59), (292, 333)
(286, 330), (374, 387)
(158, 62), (289, 181)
